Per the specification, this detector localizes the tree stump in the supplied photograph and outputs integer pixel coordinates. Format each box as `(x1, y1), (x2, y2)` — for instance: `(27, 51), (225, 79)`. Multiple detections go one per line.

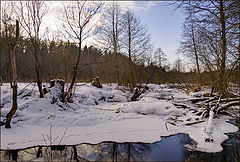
(131, 85), (149, 101)
(49, 79), (65, 103)
(92, 76), (102, 88)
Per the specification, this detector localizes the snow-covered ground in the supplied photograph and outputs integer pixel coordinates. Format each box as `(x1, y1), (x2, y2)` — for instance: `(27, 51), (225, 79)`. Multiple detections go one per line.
(0, 83), (238, 153)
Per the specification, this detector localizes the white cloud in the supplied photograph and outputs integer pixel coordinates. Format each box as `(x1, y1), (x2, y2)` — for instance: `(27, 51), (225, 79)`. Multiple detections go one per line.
(120, 1), (157, 11)
(103, 1), (157, 12)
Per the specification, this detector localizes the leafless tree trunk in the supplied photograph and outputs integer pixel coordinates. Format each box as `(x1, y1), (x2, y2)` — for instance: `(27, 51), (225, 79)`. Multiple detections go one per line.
(190, 19), (202, 85)
(122, 11), (152, 91)
(95, 2), (122, 85)
(61, 1), (102, 101)
(126, 13), (134, 91)
(5, 20), (19, 128)
(218, 0), (227, 95)
(154, 48), (167, 84)
(13, 1), (48, 98)
(176, 0), (234, 95)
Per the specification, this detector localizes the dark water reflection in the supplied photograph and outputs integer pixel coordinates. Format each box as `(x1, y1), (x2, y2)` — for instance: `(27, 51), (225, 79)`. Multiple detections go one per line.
(0, 133), (239, 161)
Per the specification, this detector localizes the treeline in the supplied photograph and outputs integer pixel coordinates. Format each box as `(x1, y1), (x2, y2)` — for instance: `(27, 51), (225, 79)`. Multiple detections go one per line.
(0, 36), (179, 84)
(1, 35), (238, 85)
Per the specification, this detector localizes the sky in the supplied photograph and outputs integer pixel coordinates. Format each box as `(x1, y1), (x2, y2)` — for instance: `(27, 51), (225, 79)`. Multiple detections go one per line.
(132, 1), (185, 64)
(2, 1), (186, 65)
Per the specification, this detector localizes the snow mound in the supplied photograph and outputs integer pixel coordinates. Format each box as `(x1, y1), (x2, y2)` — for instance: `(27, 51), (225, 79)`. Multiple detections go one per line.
(74, 85), (128, 105)
(125, 100), (182, 116)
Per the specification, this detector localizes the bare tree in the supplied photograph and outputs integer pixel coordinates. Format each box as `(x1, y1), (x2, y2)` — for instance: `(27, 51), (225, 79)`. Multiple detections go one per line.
(154, 48), (167, 84)
(3, 18), (20, 128)
(153, 48), (167, 68)
(122, 11), (152, 91)
(61, 1), (103, 101)
(13, 0), (48, 98)
(95, 2), (123, 85)
(179, 9), (202, 85)
(173, 58), (184, 72)
(176, 0), (238, 95)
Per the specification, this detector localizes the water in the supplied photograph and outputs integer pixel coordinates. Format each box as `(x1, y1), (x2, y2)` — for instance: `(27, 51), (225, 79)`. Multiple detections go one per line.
(1, 132), (239, 161)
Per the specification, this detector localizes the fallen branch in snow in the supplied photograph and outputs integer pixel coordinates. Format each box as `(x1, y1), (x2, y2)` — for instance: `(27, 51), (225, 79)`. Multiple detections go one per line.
(203, 96), (218, 103)
(203, 95), (221, 142)
(216, 101), (240, 113)
(188, 97), (210, 103)
(220, 97), (240, 103)
(167, 121), (177, 126)
(18, 83), (32, 96)
(165, 123), (168, 130)
(172, 103), (190, 108)
(170, 117), (183, 122)
(185, 120), (205, 126)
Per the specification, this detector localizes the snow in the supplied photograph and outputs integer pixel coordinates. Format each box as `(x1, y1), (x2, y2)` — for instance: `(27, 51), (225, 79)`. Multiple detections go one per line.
(0, 83), (238, 153)
(125, 100), (183, 116)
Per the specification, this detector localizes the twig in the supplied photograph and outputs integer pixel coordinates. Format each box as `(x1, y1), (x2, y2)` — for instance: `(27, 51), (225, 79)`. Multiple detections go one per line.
(165, 123), (168, 130)
(167, 121), (177, 126)
(58, 128), (67, 145)
(203, 96), (218, 103)
(18, 83), (32, 96)
(185, 120), (205, 126)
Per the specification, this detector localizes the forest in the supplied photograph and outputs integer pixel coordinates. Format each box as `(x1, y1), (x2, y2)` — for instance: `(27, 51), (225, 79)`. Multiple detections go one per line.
(0, 1), (239, 161)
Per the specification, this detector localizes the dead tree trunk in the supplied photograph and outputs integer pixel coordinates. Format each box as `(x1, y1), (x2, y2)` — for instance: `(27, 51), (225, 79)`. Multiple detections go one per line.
(35, 57), (44, 98)
(5, 20), (19, 129)
(92, 76), (102, 88)
(33, 45), (44, 98)
(67, 32), (82, 102)
(191, 20), (202, 85)
(50, 79), (65, 103)
(131, 83), (149, 101)
(204, 96), (221, 142)
(218, 0), (227, 95)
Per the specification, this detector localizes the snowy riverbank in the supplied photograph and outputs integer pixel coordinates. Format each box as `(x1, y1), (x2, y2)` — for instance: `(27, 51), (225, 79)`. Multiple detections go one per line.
(1, 83), (238, 153)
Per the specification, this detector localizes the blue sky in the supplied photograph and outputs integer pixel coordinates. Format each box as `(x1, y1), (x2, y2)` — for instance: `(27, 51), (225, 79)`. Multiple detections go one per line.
(43, 1), (186, 64)
(21, 1), (185, 65)
(133, 1), (185, 64)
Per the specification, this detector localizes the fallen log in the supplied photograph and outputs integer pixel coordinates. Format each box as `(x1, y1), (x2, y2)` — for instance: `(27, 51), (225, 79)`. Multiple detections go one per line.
(203, 95), (221, 142)
(220, 97), (240, 103)
(188, 97), (210, 103)
(18, 83), (32, 96)
(173, 103), (190, 108)
(185, 120), (205, 126)
(216, 101), (240, 112)
(203, 96), (218, 103)
(167, 121), (177, 126)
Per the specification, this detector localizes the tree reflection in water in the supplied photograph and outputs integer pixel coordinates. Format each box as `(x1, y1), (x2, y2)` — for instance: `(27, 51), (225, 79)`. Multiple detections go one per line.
(76, 142), (151, 161)
(0, 133), (238, 161)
